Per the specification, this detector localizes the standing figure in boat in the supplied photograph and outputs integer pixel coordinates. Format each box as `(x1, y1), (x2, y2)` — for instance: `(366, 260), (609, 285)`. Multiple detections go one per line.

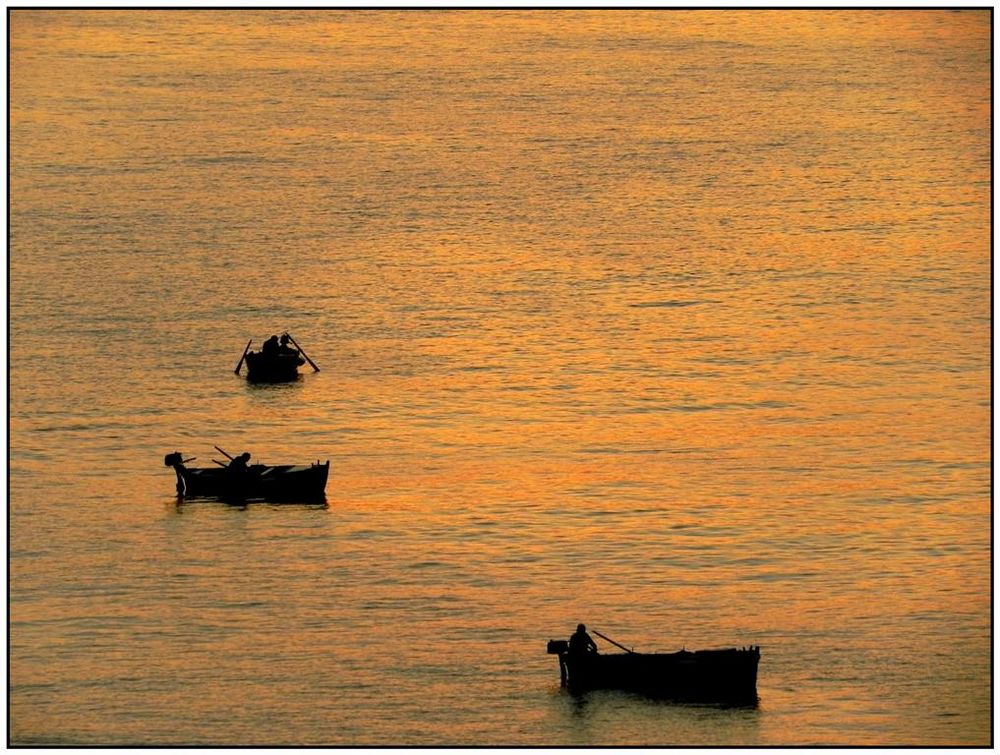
(569, 624), (598, 655)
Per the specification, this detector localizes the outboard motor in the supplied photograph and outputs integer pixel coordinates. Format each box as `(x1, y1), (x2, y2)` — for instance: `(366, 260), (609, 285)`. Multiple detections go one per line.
(547, 640), (570, 686)
(164, 452), (188, 495)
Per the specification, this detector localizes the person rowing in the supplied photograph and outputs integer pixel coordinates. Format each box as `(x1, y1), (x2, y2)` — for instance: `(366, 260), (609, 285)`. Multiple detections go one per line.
(227, 451), (252, 473)
(278, 334), (299, 356)
(261, 335), (280, 355)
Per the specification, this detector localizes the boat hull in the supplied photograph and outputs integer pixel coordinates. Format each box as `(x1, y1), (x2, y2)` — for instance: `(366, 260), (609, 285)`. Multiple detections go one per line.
(170, 461), (329, 502)
(244, 351), (305, 382)
(548, 643), (760, 702)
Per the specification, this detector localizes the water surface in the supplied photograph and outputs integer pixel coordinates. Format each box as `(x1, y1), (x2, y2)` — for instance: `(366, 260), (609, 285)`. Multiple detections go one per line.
(8, 9), (991, 746)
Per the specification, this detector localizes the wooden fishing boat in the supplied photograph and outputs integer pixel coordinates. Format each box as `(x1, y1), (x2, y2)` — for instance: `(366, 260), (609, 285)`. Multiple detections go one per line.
(234, 333), (320, 383)
(547, 636), (760, 702)
(243, 350), (305, 382)
(164, 451), (329, 502)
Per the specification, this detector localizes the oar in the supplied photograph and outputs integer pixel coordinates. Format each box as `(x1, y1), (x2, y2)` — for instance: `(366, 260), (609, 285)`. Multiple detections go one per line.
(212, 459), (228, 468)
(234, 339), (253, 375)
(214, 445), (234, 460)
(594, 630), (635, 654)
(284, 333), (320, 372)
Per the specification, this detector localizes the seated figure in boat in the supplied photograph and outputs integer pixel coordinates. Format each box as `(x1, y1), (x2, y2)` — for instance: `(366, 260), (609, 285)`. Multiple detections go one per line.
(261, 335), (280, 356)
(228, 451), (252, 473)
(569, 623), (598, 655)
(226, 451), (253, 499)
(278, 334), (299, 356)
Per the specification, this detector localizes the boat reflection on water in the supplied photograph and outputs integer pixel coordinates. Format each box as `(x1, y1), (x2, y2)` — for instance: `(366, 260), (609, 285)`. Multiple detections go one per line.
(173, 497), (329, 512)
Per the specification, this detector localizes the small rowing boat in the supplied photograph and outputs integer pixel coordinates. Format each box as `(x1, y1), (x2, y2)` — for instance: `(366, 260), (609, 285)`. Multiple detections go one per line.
(244, 350), (305, 382)
(164, 450), (329, 502)
(234, 332), (320, 383)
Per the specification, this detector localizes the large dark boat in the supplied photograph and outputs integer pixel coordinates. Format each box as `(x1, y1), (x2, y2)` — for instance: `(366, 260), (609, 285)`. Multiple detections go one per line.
(547, 635), (760, 703)
(164, 451), (329, 502)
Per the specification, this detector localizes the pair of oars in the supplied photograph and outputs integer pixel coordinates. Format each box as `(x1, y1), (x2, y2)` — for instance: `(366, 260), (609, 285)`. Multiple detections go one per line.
(212, 445), (235, 468)
(234, 339), (253, 375)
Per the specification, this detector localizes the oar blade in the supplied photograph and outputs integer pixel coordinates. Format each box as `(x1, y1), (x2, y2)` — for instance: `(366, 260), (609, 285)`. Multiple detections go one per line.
(235, 339), (253, 374)
(214, 445), (234, 460)
(593, 630), (636, 654)
(285, 333), (320, 372)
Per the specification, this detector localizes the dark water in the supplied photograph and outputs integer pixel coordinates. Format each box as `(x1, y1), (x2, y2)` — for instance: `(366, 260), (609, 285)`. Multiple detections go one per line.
(8, 9), (991, 746)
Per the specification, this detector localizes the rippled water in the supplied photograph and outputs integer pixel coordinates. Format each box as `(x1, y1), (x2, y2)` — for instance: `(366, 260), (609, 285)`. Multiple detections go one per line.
(8, 9), (991, 746)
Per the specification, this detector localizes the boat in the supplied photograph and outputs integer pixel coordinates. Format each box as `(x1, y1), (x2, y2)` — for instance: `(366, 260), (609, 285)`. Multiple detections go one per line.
(234, 333), (319, 383)
(243, 349), (306, 382)
(164, 450), (329, 502)
(546, 634), (760, 702)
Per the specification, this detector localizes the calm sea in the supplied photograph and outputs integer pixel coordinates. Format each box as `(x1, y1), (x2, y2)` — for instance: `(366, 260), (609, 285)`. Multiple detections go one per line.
(8, 9), (991, 746)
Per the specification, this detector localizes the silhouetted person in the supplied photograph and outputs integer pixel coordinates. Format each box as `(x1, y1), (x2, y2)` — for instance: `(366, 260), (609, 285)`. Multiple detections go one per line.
(262, 335), (280, 355)
(278, 334), (298, 356)
(228, 452), (251, 473)
(569, 623), (598, 655)
(226, 452), (252, 499)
